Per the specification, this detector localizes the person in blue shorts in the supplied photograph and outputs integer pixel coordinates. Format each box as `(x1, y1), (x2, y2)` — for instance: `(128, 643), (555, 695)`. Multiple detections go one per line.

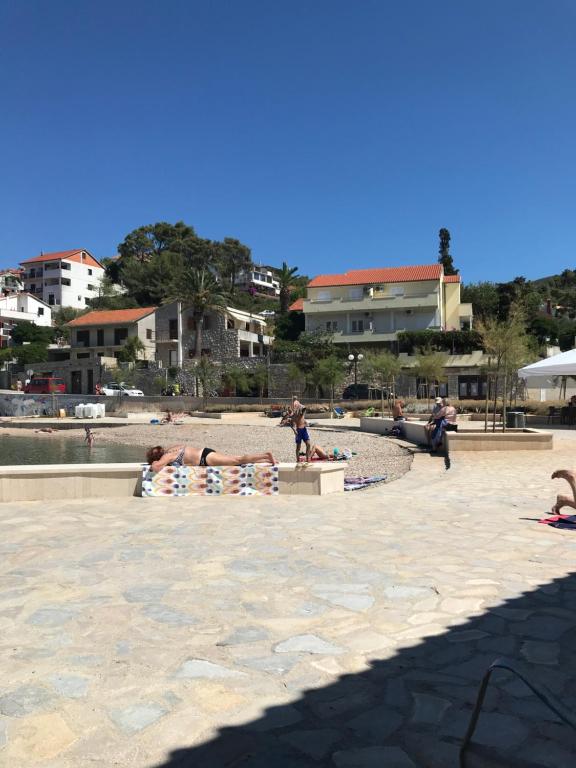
(289, 398), (312, 463)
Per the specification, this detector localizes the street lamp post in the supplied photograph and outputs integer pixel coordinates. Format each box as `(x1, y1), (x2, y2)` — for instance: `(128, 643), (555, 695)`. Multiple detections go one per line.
(348, 352), (364, 390)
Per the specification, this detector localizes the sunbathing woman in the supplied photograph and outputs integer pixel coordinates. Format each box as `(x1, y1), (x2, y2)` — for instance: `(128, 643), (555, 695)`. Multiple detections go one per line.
(146, 445), (276, 473)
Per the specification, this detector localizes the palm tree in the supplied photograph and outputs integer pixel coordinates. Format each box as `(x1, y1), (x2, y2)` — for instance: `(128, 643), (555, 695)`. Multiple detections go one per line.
(277, 262), (299, 313)
(166, 267), (227, 359)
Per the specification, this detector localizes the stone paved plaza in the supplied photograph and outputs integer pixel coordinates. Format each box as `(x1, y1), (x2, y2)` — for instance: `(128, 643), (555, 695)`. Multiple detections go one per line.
(1, 431), (576, 766)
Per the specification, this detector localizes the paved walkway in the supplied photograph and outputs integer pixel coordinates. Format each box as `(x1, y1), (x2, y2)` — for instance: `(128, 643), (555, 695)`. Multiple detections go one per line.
(1, 434), (576, 766)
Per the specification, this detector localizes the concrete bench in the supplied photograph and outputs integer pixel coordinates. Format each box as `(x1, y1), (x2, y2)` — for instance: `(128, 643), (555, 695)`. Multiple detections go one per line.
(0, 461), (346, 502)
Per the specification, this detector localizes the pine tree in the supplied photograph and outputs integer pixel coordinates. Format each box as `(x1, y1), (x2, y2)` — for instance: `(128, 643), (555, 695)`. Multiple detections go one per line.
(438, 228), (459, 276)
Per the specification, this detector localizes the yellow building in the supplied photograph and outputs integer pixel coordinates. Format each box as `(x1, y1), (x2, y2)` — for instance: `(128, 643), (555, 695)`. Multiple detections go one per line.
(298, 264), (472, 346)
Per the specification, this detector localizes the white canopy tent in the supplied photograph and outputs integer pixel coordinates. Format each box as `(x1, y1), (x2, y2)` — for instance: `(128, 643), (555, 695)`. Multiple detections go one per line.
(518, 349), (576, 379)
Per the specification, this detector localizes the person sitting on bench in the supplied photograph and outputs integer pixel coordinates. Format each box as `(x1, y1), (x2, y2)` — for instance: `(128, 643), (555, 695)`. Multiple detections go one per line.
(431, 398), (457, 450)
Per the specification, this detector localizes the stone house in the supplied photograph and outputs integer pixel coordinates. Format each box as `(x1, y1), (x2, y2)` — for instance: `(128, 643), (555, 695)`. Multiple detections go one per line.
(155, 303), (273, 367)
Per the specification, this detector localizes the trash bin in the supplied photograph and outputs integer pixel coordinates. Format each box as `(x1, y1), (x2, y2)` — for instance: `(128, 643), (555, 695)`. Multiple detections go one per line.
(506, 411), (526, 429)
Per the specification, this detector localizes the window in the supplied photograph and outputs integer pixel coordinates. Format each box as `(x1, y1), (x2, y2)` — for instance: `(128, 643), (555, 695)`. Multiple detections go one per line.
(87, 284), (94, 290)
(61, 278), (71, 286)
(76, 330), (90, 347)
(77, 352), (90, 359)
(30, 284), (36, 293)
(97, 329), (104, 346)
(391, 286), (404, 297)
(37, 308), (44, 316)
(48, 294), (55, 306)
(78, 296), (82, 302)
(169, 319), (178, 338)
(61, 262), (71, 270)
(351, 319), (364, 332)
(146, 328), (152, 340)
(348, 287), (363, 300)
(114, 327), (128, 346)
(326, 321), (338, 331)
(88, 269), (93, 276)
(317, 291), (332, 302)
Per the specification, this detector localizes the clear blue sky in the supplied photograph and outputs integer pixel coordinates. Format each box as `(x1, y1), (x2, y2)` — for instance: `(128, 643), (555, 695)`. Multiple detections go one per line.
(1, 0), (575, 284)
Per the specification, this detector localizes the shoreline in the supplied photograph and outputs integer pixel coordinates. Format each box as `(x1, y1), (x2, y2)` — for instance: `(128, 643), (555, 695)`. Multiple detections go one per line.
(0, 421), (414, 482)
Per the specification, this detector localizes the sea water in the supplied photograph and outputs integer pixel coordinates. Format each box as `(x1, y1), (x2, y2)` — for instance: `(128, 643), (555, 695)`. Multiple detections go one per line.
(0, 434), (145, 465)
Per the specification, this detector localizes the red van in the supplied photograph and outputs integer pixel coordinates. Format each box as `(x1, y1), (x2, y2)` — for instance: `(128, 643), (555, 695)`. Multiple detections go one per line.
(24, 377), (66, 394)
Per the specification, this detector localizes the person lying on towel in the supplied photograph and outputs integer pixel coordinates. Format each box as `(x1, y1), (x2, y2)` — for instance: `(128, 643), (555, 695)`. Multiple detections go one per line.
(146, 445), (276, 473)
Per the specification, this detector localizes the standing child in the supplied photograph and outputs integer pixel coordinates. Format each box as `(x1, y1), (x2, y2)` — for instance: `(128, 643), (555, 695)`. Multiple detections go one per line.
(288, 398), (312, 463)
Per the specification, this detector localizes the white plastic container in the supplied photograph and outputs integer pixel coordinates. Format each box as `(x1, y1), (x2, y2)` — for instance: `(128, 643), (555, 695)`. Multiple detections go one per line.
(84, 403), (97, 419)
(96, 402), (105, 418)
(74, 404), (86, 419)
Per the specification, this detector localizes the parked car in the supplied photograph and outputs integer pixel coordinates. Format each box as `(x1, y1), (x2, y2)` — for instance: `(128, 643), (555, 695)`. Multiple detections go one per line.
(259, 309), (276, 318)
(341, 384), (381, 400)
(24, 377), (66, 394)
(101, 382), (144, 397)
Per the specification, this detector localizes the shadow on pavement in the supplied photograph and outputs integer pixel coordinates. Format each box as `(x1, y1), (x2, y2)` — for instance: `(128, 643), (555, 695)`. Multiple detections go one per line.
(151, 569), (576, 767)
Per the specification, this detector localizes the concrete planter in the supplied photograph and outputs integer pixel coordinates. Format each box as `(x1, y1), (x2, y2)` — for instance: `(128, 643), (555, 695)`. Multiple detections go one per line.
(0, 461), (345, 501)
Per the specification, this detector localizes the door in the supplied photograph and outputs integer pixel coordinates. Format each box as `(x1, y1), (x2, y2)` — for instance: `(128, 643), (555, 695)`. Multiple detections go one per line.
(87, 368), (94, 395)
(71, 370), (82, 394)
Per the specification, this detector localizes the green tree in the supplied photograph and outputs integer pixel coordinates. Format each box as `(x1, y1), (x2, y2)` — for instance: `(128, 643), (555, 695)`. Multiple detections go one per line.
(251, 364), (268, 403)
(119, 251), (186, 306)
(194, 356), (220, 411)
(166, 267), (227, 358)
(313, 356), (346, 413)
(438, 228), (458, 275)
(88, 276), (139, 310)
(461, 282), (499, 321)
(117, 336), (146, 363)
(277, 261), (300, 313)
(414, 351), (448, 405)
(222, 365), (250, 396)
(360, 351), (402, 416)
(118, 221), (198, 263)
(273, 310), (305, 341)
(218, 238), (252, 293)
(477, 309), (532, 432)
(11, 321), (53, 346)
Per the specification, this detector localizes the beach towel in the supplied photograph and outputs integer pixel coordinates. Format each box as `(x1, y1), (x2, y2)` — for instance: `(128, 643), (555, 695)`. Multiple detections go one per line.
(142, 464), (279, 497)
(538, 514), (576, 530)
(344, 475), (387, 491)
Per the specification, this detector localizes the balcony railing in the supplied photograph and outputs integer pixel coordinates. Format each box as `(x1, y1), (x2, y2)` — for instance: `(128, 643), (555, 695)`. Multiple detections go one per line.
(304, 292), (439, 312)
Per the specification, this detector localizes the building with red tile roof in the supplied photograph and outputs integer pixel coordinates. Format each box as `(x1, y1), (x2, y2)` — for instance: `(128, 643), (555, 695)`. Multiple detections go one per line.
(20, 249), (104, 310)
(67, 307), (156, 327)
(301, 263), (472, 346)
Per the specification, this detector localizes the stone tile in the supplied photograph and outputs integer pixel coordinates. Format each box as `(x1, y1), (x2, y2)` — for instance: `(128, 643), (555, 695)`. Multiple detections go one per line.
(274, 634), (344, 655)
(509, 617), (574, 641)
(47, 674), (89, 699)
(521, 640), (559, 666)
(174, 658), (246, 679)
(333, 746), (416, 767)
(122, 584), (168, 603)
(411, 693), (451, 725)
(8, 712), (76, 761)
(141, 604), (197, 625)
(468, 711), (531, 749)
(108, 702), (169, 734)
(243, 704), (303, 731)
(26, 607), (78, 627)
(217, 626), (269, 646)
(280, 728), (341, 760)
(239, 654), (301, 675)
(347, 705), (403, 742)
(0, 685), (54, 717)
(0, 718), (7, 750)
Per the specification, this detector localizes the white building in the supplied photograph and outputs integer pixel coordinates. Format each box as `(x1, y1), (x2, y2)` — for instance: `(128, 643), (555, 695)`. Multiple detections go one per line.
(0, 293), (52, 348)
(0, 269), (24, 295)
(235, 267), (280, 297)
(20, 249), (105, 309)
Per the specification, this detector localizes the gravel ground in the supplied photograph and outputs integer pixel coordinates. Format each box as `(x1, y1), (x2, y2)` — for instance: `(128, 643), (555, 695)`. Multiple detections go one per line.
(86, 422), (415, 482)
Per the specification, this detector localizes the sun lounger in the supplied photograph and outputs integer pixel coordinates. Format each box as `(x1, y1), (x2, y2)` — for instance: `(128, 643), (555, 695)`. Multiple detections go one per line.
(333, 407), (345, 419)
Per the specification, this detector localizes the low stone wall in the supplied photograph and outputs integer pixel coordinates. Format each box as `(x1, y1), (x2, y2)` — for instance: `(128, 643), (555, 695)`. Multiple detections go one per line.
(360, 417), (429, 444)
(446, 430), (553, 451)
(0, 461), (345, 501)
(190, 411), (266, 421)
